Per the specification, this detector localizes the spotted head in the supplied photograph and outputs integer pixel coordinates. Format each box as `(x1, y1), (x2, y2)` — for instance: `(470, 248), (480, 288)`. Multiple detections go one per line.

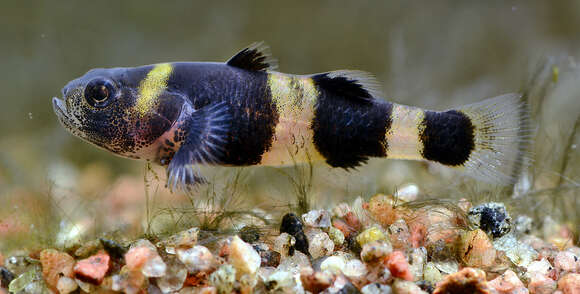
(53, 64), (187, 161)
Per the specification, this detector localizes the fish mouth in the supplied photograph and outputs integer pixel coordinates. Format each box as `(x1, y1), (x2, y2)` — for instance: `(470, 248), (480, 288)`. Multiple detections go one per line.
(52, 97), (67, 119)
(52, 97), (76, 131)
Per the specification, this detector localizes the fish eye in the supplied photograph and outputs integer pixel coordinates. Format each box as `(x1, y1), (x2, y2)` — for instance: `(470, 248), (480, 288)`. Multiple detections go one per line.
(84, 79), (115, 107)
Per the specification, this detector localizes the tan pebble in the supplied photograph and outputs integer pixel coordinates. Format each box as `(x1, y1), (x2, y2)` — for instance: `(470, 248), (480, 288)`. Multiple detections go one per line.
(487, 270), (527, 294)
(392, 279), (428, 294)
(229, 236), (261, 276)
(554, 251), (579, 273)
(40, 249), (75, 292)
(558, 273), (580, 294)
(528, 273), (557, 294)
(56, 276), (78, 294)
(459, 229), (496, 268)
(385, 250), (413, 281)
(73, 250), (110, 285)
(433, 267), (494, 294)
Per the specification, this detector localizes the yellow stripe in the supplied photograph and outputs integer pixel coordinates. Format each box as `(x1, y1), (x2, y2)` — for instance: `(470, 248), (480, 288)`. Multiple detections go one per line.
(136, 63), (173, 116)
(260, 73), (323, 165)
(385, 104), (425, 160)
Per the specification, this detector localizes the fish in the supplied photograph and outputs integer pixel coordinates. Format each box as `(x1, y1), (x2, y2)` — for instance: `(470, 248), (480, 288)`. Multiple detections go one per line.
(52, 42), (530, 192)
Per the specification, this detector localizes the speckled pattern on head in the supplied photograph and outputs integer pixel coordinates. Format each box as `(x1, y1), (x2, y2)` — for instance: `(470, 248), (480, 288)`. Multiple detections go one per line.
(53, 42), (530, 191)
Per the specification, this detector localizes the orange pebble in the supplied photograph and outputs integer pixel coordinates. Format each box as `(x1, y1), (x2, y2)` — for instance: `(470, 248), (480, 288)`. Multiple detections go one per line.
(74, 250), (111, 285)
(385, 250), (413, 281)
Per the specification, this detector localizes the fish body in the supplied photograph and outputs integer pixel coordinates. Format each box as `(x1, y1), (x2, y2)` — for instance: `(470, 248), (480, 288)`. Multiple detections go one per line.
(53, 43), (529, 191)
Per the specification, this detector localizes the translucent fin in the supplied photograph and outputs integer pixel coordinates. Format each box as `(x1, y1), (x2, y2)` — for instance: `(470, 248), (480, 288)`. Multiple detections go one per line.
(311, 70), (384, 103)
(166, 102), (231, 192)
(457, 93), (531, 184)
(226, 41), (278, 72)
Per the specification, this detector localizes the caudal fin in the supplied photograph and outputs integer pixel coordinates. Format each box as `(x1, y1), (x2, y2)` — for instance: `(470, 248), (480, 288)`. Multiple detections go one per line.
(456, 93), (531, 184)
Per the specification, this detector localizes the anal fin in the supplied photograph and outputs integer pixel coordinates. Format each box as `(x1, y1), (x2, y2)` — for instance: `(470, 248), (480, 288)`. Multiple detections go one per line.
(166, 102), (231, 192)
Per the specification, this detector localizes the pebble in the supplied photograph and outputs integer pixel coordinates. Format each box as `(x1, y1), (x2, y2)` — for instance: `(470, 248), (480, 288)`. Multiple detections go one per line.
(459, 229), (496, 268)
(56, 276), (78, 294)
(73, 250), (110, 285)
(392, 279), (428, 294)
(389, 219), (412, 250)
(357, 226), (387, 247)
(8, 270), (38, 293)
(528, 273), (557, 294)
(558, 273), (580, 294)
(160, 227), (199, 251)
(468, 202), (512, 239)
(111, 266), (147, 294)
(280, 213), (310, 256)
(229, 235), (261, 276)
(303, 210), (332, 228)
(209, 264), (236, 294)
(300, 267), (333, 293)
(265, 270), (297, 292)
(488, 270), (528, 294)
(433, 267), (493, 294)
(329, 227), (346, 247)
(177, 245), (216, 273)
(385, 251), (413, 281)
(408, 247), (427, 282)
(343, 259), (367, 278)
(39, 249), (75, 291)
(352, 196), (372, 228)
(423, 262), (442, 284)
(156, 259), (188, 293)
(333, 219), (357, 240)
(320, 255), (346, 274)
(100, 237), (128, 259)
(361, 283), (392, 294)
(365, 194), (398, 227)
(239, 225), (262, 243)
(277, 251), (311, 276)
(514, 215), (533, 235)
(253, 243), (281, 267)
(494, 233), (538, 268)
(326, 274), (360, 294)
(527, 259), (553, 276)
(394, 184), (420, 202)
(0, 267), (15, 288)
(360, 241), (392, 264)
(126, 239), (167, 277)
(554, 251), (579, 273)
(273, 232), (296, 257)
(307, 228), (335, 258)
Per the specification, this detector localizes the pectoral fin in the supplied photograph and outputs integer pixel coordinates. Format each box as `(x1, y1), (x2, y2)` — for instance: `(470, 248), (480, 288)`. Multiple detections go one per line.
(166, 102), (231, 192)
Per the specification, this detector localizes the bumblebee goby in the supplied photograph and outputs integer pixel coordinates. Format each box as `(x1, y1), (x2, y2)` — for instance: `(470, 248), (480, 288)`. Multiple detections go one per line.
(53, 43), (530, 192)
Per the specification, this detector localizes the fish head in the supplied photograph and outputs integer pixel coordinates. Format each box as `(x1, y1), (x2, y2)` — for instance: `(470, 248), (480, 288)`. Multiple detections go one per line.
(53, 66), (186, 161)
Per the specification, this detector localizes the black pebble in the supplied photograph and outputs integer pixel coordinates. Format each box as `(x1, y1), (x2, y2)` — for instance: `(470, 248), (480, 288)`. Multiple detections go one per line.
(280, 213), (310, 257)
(468, 203), (512, 239)
(0, 267), (15, 288)
(100, 237), (128, 259)
(240, 226), (261, 243)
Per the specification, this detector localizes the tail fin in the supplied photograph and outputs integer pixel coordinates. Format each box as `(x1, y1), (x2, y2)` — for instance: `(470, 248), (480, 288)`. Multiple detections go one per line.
(457, 93), (531, 184)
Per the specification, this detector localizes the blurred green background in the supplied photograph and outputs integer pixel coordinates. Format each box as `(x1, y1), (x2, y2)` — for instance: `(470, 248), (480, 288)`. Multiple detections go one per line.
(0, 1), (579, 251)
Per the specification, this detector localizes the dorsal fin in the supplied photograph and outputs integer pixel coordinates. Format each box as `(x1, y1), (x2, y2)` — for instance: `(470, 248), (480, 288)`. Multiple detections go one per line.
(226, 42), (278, 72)
(311, 70), (383, 103)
